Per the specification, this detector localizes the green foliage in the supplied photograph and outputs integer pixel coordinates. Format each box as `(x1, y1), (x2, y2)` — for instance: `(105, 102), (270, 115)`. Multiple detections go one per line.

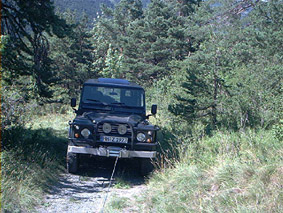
(93, 0), (199, 84)
(272, 119), (283, 142)
(138, 129), (283, 212)
(113, 177), (131, 189)
(2, 0), (282, 211)
(2, 0), (71, 99)
(48, 11), (97, 102)
(169, 0), (283, 130)
(105, 195), (129, 212)
(1, 112), (70, 212)
(1, 85), (36, 129)
(2, 127), (67, 212)
(101, 44), (125, 78)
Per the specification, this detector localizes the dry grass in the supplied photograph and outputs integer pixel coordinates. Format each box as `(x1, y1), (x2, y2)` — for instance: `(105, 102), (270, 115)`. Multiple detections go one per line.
(137, 129), (283, 212)
(2, 112), (71, 212)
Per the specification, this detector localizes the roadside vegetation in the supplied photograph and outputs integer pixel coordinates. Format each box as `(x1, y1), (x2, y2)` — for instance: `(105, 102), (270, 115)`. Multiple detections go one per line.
(137, 129), (283, 212)
(106, 195), (129, 212)
(2, 0), (282, 212)
(1, 99), (73, 212)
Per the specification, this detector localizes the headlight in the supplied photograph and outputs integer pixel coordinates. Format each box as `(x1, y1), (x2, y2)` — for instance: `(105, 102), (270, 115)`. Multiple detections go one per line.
(103, 123), (112, 134)
(118, 124), (127, 135)
(137, 132), (146, 142)
(81, 128), (91, 138)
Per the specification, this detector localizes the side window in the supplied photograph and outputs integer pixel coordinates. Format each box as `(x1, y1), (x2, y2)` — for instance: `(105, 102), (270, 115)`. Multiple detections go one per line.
(140, 92), (144, 107)
(125, 90), (131, 97)
(82, 86), (100, 102)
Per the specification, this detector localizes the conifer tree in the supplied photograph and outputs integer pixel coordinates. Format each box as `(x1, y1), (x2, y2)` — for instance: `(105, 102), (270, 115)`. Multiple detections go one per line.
(169, 0), (283, 129)
(95, 0), (199, 84)
(49, 11), (96, 102)
(102, 44), (125, 78)
(2, 0), (71, 98)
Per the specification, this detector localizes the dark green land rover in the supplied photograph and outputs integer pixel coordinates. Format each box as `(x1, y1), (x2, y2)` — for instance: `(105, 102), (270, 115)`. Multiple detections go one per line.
(67, 78), (159, 175)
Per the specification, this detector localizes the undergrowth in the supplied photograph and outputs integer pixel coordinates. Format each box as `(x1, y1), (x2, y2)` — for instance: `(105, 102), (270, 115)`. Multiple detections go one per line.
(105, 195), (129, 212)
(1, 112), (73, 212)
(138, 129), (283, 212)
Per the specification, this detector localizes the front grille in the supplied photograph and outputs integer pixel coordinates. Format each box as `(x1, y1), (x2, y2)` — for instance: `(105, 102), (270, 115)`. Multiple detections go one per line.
(97, 123), (132, 136)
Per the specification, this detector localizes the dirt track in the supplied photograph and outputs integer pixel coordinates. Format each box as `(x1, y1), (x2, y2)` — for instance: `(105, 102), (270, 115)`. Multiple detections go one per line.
(37, 157), (147, 213)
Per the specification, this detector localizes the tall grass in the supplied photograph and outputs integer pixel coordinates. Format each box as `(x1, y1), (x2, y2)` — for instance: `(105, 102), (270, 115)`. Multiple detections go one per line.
(2, 111), (73, 212)
(139, 129), (283, 212)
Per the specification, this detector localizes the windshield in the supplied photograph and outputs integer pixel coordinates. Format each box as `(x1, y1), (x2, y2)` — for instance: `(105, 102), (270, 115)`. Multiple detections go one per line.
(81, 85), (145, 108)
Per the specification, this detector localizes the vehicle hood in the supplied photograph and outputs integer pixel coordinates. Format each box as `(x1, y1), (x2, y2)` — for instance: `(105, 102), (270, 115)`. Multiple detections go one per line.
(74, 112), (144, 126)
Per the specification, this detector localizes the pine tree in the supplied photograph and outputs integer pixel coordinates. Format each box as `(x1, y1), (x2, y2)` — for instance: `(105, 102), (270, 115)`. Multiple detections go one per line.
(91, 0), (144, 79)
(129, 0), (197, 80)
(2, 0), (71, 98)
(95, 0), (199, 84)
(102, 44), (125, 78)
(169, 0), (283, 130)
(49, 11), (96, 102)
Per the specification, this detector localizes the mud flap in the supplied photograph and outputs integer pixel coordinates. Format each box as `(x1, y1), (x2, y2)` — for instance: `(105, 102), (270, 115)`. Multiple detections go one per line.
(140, 158), (154, 176)
(67, 152), (79, 174)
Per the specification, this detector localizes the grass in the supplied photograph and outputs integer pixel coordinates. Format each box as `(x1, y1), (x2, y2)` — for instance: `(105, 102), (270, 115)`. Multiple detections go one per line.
(0, 154), (2, 212)
(2, 103), (282, 212)
(79, 175), (91, 182)
(113, 177), (131, 189)
(2, 111), (74, 212)
(136, 129), (283, 212)
(105, 194), (129, 212)
(69, 197), (81, 203)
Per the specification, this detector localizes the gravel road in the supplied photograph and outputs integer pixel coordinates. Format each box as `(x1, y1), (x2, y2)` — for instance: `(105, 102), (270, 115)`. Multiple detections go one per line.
(37, 157), (147, 213)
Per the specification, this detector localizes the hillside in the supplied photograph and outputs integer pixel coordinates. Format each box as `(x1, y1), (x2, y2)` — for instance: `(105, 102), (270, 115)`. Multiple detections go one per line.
(53, 0), (150, 24)
(53, 0), (114, 23)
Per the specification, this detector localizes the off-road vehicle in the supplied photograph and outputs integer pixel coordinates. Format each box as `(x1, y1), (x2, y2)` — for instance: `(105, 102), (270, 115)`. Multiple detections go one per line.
(67, 78), (159, 175)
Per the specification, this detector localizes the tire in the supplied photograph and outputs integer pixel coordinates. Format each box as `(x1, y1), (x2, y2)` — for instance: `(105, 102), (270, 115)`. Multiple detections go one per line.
(67, 152), (79, 174)
(140, 158), (154, 176)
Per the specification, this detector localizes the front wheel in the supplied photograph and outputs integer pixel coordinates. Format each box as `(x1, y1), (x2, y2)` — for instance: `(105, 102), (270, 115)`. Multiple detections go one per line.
(140, 158), (154, 176)
(67, 152), (79, 174)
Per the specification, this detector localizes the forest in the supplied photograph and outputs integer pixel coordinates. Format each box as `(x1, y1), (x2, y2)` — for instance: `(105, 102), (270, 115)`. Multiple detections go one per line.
(1, 0), (282, 212)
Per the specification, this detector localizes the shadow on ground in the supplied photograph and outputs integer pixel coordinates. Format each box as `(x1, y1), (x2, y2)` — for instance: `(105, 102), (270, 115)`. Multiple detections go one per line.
(45, 156), (147, 195)
(37, 157), (148, 213)
(37, 156), (149, 213)
(78, 156), (146, 185)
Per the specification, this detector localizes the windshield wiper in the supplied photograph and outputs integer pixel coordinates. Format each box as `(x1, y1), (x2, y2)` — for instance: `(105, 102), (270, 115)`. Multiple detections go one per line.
(86, 98), (102, 103)
(110, 102), (140, 109)
(110, 102), (127, 106)
(81, 105), (111, 111)
(84, 99), (108, 105)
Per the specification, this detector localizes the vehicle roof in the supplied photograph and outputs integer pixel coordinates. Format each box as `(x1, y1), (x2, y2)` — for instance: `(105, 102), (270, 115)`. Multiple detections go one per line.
(84, 78), (143, 89)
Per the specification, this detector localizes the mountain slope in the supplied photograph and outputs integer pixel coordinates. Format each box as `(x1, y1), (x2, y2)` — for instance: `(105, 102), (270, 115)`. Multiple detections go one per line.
(53, 0), (150, 24)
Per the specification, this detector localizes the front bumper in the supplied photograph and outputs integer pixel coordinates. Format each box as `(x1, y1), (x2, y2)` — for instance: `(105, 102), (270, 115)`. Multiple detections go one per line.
(67, 145), (156, 158)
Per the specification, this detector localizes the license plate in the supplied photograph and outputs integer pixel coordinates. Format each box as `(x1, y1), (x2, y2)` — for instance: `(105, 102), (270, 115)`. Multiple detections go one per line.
(100, 136), (128, 143)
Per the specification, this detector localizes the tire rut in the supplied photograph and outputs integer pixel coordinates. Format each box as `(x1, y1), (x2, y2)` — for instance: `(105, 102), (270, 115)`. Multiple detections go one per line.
(37, 157), (147, 213)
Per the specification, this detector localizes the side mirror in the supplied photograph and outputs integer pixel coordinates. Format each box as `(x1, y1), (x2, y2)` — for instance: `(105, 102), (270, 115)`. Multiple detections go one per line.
(151, 104), (157, 115)
(71, 98), (76, 107)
